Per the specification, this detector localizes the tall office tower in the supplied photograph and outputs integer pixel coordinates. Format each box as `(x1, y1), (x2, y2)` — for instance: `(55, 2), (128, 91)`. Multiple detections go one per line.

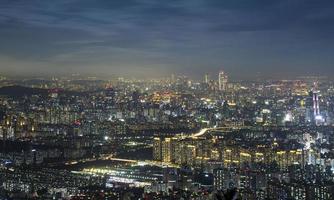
(218, 70), (228, 91)
(312, 91), (324, 125)
(312, 91), (320, 118)
(204, 73), (209, 84)
(171, 74), (175, 84)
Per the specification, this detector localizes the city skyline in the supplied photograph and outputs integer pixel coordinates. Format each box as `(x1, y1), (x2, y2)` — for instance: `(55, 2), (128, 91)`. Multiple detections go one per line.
(1, 1), (334, 199)
(0, 0), (334, 79)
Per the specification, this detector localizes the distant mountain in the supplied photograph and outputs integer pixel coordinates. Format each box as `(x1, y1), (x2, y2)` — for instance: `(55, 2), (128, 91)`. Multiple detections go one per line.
(0, 85), (89, 98)
(0, 85), (48, 97)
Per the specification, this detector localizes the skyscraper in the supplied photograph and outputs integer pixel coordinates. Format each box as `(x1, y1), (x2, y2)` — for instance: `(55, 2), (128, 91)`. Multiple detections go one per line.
(312, 90), (325, 125)
(204, 73), (209, 84)
(312, 91), (320, 118)
(218, 70), (228, 91)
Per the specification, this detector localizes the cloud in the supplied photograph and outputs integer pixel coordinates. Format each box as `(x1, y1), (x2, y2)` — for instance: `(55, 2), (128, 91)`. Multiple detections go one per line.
(0, 0), (333, 78)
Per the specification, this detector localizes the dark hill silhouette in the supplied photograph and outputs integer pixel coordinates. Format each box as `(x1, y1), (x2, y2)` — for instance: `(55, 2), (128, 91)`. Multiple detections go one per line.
(0, 85), (87, 97)
(0, 85), (48, 97)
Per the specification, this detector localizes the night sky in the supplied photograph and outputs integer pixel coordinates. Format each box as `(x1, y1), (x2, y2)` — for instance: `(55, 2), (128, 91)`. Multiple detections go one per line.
(0, 0), (334, 79)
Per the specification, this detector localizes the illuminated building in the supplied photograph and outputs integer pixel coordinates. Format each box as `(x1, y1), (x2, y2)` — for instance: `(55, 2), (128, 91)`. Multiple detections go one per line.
(218, 70), (228, 91)
(213, 168), (224, 190)
(170, 137), (178, 163)
(313, 91), (320, 118)
(310, 90), (325, 125)
(274, 149), (306, 170)
(153, 137), (162, 161)
(204, 73), (209, 84)
(240, 151), (252, 167)
(213, 167), (239, 190)
(268, 179), (334, 200)
(184, 145), (196, 165)
(162, 138), (171, 162)
(153, 137), (177, 163)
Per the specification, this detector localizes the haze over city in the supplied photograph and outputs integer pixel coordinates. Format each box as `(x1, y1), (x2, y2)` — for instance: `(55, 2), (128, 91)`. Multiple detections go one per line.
(0, 0), (334, 79)
(1, 1), (334, 200)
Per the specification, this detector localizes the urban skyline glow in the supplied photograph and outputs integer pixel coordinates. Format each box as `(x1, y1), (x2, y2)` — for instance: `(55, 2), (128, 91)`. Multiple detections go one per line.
(0, 0), (334, 79)
(1, 1), (334, 199)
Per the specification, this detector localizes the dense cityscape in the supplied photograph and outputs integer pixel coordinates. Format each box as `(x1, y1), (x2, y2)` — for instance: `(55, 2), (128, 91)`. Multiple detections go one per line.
(1, 0), (334, 199)
(0, 73), (333, 199)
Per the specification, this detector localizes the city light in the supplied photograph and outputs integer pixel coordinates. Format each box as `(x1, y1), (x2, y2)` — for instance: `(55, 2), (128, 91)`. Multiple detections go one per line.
(0, 0), (333, 199)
